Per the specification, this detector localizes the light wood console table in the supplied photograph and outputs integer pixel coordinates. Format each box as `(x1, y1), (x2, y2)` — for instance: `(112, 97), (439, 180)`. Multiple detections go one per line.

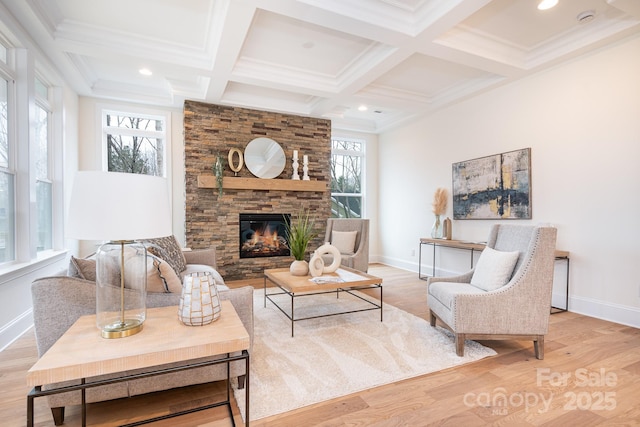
(418, 238), (570, 313)
(27, 301), (250, 427)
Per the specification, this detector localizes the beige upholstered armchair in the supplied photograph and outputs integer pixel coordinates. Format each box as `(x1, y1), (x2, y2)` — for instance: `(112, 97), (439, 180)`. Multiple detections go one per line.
(427, 224), (557, 359)
(323, 218), (370, 272)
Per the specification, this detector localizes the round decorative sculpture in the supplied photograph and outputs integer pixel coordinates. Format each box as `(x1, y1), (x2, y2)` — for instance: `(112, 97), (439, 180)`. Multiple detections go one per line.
(308, 251), (325, 277)
(228, 148), (244, 176)
(315, 242), (341, 273)
(179, 272), (221, 326)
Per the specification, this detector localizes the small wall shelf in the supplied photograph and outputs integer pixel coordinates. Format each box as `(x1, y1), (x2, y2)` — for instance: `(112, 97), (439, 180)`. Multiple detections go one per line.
(197, 175), (327, 192)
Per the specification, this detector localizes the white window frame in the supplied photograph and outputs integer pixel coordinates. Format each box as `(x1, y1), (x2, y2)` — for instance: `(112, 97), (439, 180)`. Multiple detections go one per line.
(0, 49), (16, 264)
(0, 42), (64, 270)
(34, 75), (53, 252)
(101, 107), (170, 178)
(330, 136), (365, 218)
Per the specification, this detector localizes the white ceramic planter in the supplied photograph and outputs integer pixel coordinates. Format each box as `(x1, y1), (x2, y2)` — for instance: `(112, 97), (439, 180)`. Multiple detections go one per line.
(290, 259), (309, 276)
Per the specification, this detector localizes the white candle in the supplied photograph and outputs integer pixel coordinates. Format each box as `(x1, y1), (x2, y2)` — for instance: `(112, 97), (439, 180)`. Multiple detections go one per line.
(303, 155), (308, 164)
(293, 150), (298, 160)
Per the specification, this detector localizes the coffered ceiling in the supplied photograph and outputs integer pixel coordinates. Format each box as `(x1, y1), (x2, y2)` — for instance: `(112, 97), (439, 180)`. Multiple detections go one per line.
(3, 0), (639, 132)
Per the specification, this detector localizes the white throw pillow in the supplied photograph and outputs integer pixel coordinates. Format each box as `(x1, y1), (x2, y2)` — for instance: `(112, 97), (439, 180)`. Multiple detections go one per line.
(470, 247), (520, 291)
(181, 264), (229, 291)
(331, 230), (358, 255)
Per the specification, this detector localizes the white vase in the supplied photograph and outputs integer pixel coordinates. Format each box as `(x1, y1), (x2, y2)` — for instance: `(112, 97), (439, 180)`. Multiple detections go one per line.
(309, 251), (325, 277)
(431, 215), (443, 239)
(178, 272), (221, 326)
(290, 260), (309, 276)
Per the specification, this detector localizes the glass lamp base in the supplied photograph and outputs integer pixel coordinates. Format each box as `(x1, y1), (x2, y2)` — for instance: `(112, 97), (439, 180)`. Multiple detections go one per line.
(96, 240), (147, 339)
(101, 318), (144, 339)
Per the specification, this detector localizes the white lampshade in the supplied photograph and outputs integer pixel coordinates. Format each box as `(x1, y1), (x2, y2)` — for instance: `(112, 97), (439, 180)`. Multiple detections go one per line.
(67, 171), (172, 241)
(67, 171), (172, 339)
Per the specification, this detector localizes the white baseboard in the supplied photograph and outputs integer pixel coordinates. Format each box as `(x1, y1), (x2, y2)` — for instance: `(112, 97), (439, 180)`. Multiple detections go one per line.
(377, 257), (640, 329)
(569, 296), (640, 329)
(375, 255), (417, 273)
(0, 310), (33, 352)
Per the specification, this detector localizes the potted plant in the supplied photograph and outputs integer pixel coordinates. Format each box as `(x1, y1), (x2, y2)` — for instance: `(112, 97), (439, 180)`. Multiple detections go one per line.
(284, 208), (317, 276)
(213, 152), (225, 197)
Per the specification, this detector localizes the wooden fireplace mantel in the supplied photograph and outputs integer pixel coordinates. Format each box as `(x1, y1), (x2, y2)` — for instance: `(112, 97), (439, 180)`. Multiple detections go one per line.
(197, 175), (327, 192)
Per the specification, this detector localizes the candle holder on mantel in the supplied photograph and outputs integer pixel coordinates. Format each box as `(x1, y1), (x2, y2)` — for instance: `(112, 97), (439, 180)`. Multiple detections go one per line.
(302, 155), (310, 181)
(292, 150), (300, 180)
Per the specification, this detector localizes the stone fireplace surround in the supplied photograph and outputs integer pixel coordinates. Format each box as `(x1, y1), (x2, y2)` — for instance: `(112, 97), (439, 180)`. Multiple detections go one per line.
(184, 101), (332, 280)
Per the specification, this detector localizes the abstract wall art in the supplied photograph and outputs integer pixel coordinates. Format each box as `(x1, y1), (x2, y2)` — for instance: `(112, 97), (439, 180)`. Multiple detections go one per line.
(452, 148), (531, 220)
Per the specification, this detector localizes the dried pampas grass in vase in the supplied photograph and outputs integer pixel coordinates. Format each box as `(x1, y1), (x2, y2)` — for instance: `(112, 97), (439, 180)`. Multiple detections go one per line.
(431, 187), (448, 238)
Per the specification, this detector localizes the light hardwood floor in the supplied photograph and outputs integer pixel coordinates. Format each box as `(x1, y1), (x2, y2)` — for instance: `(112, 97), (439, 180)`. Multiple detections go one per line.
(2, 264), (639, 426)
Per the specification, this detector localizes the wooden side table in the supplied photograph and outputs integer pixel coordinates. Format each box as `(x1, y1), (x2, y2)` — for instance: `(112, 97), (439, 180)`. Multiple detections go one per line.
(27, 301), (250, 427)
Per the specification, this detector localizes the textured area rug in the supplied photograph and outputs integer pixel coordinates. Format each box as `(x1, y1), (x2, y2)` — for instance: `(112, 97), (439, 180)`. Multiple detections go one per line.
(233, 288), (496, 421)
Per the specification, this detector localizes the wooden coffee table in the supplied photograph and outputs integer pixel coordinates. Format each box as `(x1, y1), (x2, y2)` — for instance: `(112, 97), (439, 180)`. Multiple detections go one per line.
(27, 301), (250, 427)
(264, 267), (383, 336)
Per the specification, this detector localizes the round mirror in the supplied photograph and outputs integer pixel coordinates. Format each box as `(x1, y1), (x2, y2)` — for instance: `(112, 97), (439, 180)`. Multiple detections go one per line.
(244, 137), (286, 179)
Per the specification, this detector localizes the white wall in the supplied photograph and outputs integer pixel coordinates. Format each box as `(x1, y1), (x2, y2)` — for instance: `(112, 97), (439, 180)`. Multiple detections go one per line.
(377, 34), (640, 328)
(76, 98), (185, 254)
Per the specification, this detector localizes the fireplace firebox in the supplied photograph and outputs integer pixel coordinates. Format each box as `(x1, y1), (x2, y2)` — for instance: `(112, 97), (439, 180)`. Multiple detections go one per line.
(239, 213), (291, 258)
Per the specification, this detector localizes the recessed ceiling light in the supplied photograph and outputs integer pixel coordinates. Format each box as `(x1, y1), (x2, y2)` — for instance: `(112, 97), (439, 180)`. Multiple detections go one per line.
(139, 68), (152, 76)
(358, 105), (368, 111)
(537, 0), (558, 10)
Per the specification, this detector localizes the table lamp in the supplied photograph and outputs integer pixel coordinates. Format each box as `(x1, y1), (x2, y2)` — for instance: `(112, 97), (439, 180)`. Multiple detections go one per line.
(67, 171), (172, 338)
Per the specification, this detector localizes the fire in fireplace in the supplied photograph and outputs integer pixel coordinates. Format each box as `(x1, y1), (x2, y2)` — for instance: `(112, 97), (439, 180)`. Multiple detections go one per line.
(239, 213), (291, 258)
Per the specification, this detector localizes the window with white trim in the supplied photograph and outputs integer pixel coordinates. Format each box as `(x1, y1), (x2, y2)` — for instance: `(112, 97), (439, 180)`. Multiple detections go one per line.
(0, 46), (15, 263)
(0, 33), (63, 267)
(102, 110), (167, 177)
(330, 137), (364, 218)
(35, 77), (52, 251)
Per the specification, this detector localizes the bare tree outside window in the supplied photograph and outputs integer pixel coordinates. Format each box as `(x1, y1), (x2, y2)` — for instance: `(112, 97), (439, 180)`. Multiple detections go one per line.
(105, 113), (165, 177)
(330, 138), (363, 218)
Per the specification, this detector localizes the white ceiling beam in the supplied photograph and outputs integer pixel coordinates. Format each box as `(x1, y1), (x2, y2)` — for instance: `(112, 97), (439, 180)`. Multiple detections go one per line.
(205, 0), (257, 103)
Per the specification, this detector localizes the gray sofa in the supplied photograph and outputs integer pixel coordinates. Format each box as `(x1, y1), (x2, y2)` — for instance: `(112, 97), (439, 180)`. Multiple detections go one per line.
(31, 248), (254, 426)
